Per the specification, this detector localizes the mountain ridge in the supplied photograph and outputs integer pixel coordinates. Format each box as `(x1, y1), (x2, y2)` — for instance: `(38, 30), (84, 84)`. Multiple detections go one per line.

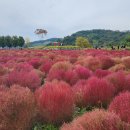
(30, 29), (130, 47)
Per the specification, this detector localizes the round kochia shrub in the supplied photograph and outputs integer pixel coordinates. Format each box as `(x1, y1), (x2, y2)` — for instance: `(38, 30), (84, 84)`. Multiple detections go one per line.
(35, 80), (74, 124)
(109, 64), (126, 72)
(60, 109), (125, 130)
(7, 70), (41, 90)
(14, 63), (33, 72)
(100, 56), (115, 69)
(94, 69), (111, 78)
(124, 74), (130, 91)
(122, 56), (130, 69)
(74, 65), (92, 80)
(47, 61), (78, 85)
(28, 58), (42, 69)
(75, 56), (102, 71)
(72, 80), (88, 107)
(84, 77), (115, 107)
(105, 71), (126, 94)
(40, 60), (53, 74)
(109, 91), (130, 123)
(0, 75), (8, 85)
(0, 65), (8, 76)
(0, 85), (36, 130)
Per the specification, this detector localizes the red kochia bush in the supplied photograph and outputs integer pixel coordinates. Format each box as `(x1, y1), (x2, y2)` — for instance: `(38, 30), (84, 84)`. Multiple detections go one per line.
(0, 65), (8, 85)
(14, 63), (33, 72)
(109, 64), (126, 72)
(0, 65), (8, 76)
(60, 109), (124, 130)
(124, 74), (130, 91)
(84, 77), (115, 107)
(40, 60), (53, 74)
(74, 65), (92, 80)
(35, 80), (74, 124)
(0, 85), (36, 130)
(100, 56), (115, 69)
(0, 85), (8, 91)
(0, 75), (8, 85)
(28, 58), (42, 69)
(75, 56), (102, 71)
(7, 70), (41, 90)
(105, 71), (126, 94)
(94, 69), (111, 78)
(109, 91), (130, 123)
(47, 62), (78, 85)
(72, 80), (88, 107)
(122, 56), (130, 69)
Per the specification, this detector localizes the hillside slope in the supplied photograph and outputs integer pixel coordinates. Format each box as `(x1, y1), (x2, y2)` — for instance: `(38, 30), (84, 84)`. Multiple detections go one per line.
(62, 29), (130, 46)
(30, 38), (62, 47)
(30, 30), (130, 47)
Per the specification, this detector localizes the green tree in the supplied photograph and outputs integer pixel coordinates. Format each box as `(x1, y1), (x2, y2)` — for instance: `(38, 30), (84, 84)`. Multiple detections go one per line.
(76, 37), (91, 48)
(63, 36), (76, 45)
(1, 36), (5, 47)
(126, 35), (130, 46)
(5, 36), (12, 48)
(0, 36), (5, 47)
(18, 36), (25, 47)
(12, 36), (18, 47)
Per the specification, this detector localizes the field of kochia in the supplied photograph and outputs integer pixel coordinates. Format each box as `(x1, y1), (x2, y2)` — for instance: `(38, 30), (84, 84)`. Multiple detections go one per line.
(1, 49), (130, 130)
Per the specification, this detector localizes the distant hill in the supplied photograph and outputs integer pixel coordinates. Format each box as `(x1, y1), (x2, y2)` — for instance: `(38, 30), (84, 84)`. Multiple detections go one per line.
(30, 30), (130, 47)
(30, 38), (62, 47)
(62, 29), (130, 47)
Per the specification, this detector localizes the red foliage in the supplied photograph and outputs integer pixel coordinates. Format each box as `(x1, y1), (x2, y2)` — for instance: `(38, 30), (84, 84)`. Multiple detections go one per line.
(47, 62), (78, 85)
(0, 85), (36, 130)
(61, 123), (85, 130)
(124, 124), (130, 130)
(7, 70), (41, 90)
(72, 80), (88, 107)
(94, 69), (111, 78)
(74, 65), (92, 80)
(100, 56), (115, 69)
(0, 65), (9, 86)
(109, 64), (126, 72)
(0, 65), (8, 76)
(28, 58), (42, 69)
(48, 61), (73, 72)
(105, 71), (126, 94)
(69, 56), (77, 64)
(124, 74), (130, 91)
(60, 109), (124, 130)
(75, 56), (102, 71)
(64, 70), (79, 85)
(86, 57), (102, 71)
(40, 60), (53, 74)
(109, 91), (130, 123)
(14, 63), (33, 72)
(0, 75), (8, 86)
(35, 80), (74, 124)
(122, 56), (130, 69)
(84, 77), (115, 107)
(2, 49), (130, 129)
(0, 85), (8, 92)
(48, 69), (78, 85)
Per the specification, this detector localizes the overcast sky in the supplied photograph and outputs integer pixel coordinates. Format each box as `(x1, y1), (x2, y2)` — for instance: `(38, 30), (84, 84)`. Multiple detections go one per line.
(0, 0), (130, 41)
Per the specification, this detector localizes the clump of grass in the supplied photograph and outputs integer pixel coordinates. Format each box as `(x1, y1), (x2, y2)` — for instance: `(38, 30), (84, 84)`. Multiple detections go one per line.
(33, 123), (59, 130)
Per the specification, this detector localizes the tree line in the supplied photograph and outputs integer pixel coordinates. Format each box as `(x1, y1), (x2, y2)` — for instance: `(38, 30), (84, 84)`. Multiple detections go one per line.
(0, 36), (25, 48)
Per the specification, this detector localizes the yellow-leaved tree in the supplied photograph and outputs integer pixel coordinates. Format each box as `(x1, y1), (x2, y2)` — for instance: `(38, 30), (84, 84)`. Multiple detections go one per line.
(76, 37), (92, 48)
(25, 37), (30, 48)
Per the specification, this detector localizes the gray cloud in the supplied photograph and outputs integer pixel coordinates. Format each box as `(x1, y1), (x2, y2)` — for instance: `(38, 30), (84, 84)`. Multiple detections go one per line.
(0, 0), (130, 41)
